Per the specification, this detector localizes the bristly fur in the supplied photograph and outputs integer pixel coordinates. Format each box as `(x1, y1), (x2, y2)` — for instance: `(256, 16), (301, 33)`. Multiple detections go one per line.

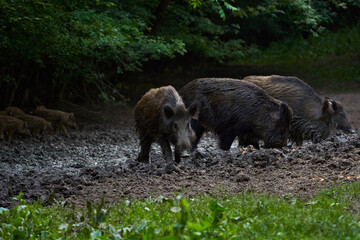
(133, 85), (198, 166)
(179, 78), (293, 150)
(243, 75), (335, 144)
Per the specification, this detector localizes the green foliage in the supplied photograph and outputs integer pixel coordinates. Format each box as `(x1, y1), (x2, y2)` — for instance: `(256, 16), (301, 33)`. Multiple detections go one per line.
(236, 22), (360, 89)
(2, 183), (360, 239)
(238, 22), (360, 65)
(0, 0), (358, 106)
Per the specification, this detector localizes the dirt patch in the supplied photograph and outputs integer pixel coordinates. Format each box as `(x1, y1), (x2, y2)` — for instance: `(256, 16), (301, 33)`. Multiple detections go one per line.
(0, 93), (359, 208)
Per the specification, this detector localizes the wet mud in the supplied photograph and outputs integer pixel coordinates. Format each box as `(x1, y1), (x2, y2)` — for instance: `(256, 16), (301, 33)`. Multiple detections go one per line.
(0, 93), (359, 208)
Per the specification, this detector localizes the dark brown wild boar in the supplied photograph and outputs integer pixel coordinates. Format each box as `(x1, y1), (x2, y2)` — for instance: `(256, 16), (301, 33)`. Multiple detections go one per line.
(133, 85), (199, 172)
(17, 114), (54, 136)
(5, 106), (26, 117)
(0, 115), (31, 141)
(242, 75), (352, 144)
(32, 106), (77, 136)
(179, 78), (293, 150)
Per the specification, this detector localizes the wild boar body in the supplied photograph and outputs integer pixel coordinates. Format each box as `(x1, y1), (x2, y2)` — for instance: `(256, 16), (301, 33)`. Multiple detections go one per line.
(0, 115), (30, 140)
(243, 75), (341, 144)
(32, 106), (77, 135)
(134, 85), (198, 168)
(179, 78), (293, 150)
(5, 106), (26, 117)
(17, 114), (53, 136)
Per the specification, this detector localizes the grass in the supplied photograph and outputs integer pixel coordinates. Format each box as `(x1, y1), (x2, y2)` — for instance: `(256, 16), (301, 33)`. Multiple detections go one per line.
(1, 183), (360, 239)
(236, 22), (360, 90)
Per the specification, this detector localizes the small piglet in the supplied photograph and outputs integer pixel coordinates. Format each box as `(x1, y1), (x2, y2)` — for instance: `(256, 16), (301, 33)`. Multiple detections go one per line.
(17, 114), (54, 136)
(5, 106), (26, 117)
(32, 106), (77, 136)
(0, 115), (31, 141)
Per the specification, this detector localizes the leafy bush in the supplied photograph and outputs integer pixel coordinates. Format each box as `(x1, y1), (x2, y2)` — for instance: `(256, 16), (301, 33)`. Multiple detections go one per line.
(235, 22), (360, 89)
(0, 0), (359, 106)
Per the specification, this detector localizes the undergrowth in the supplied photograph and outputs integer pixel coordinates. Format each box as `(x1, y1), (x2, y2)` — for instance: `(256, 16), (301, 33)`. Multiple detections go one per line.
(236, 22), (360, 90)
(1, 183), (360, 239)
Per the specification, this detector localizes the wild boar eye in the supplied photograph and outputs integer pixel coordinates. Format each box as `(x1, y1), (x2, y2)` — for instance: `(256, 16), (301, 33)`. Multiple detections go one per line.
(174, 123), (178, 130)
(187, 121), (190, 129)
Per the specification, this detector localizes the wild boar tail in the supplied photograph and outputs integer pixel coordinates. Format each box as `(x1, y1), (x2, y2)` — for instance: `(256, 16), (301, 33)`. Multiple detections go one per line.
(279, 102), (293, 125)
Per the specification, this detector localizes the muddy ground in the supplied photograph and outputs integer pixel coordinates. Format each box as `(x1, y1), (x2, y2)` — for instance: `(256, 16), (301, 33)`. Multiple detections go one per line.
(0, 93), (359, 208)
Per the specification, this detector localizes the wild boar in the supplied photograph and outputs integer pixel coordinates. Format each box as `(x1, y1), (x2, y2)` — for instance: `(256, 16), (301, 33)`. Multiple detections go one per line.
(17, 114), (54, 136)
(0, 115), (31, 141)
(242, 75), (349, 144)
(133, 85), (199, 171)
(31, 106), (77, 136)
(179, 78), (293, 150)
(5, 106), (26, 117)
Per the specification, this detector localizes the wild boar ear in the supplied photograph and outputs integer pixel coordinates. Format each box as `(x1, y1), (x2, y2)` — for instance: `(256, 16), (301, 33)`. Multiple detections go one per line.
(322, 99), (334, 116)
(24, 121), (28, 128)
(188, 102), (199, 119)
(330, 100), (338, 111)
(270, 103), (292, 123)
(270, 111), (280, 120)
(7, 109), (13, 116)
(162, 104), (174, 120)
(68, 112), (75, 119)
(279, 102), (292, 124)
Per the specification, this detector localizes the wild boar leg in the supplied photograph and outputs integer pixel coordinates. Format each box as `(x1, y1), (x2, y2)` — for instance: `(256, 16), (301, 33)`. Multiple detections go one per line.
(8, 129), (14, 141)
(137, 138), (152, 163)
(174, 146), (182, 163)
(294, 134), (303, 146)
(58, 124), (68, 136)
(219, 130), (236, 151)
(159, 138), (173, 164)
(190, 119), (205, 151)
(33, 128), (40, 137)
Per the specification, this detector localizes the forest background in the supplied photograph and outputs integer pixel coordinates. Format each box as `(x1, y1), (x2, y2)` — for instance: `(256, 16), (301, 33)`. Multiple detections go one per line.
(0, 0), (359, 109)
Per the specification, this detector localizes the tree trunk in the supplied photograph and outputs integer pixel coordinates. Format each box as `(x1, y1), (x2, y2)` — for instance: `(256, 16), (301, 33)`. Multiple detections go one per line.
(149, 0), (171, 35)
(7, 84), (18, 107)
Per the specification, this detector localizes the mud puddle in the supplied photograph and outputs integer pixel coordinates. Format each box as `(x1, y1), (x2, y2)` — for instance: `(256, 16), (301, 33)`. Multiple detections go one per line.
(0, 93), (359, 208)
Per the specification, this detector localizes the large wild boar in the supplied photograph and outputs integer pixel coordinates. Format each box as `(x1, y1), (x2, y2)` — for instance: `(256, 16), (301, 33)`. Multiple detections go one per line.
(179, 78), (293, 150)
(32, 106), (77, 136)
(5, 106), (26, 117)
(133, 85), (199, 171)
(243, 75), (354, 144)
(17, 114), (54, 136)
(0, 115), (31, 141)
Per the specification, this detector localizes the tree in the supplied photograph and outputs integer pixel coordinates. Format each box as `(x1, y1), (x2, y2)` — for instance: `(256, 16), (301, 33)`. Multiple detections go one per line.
(0, 0), (358, 107)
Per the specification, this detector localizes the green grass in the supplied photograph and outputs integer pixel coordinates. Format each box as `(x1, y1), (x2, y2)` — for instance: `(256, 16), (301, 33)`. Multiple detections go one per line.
(1, 183), (360, 239)
(236, 22), (360, 90)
